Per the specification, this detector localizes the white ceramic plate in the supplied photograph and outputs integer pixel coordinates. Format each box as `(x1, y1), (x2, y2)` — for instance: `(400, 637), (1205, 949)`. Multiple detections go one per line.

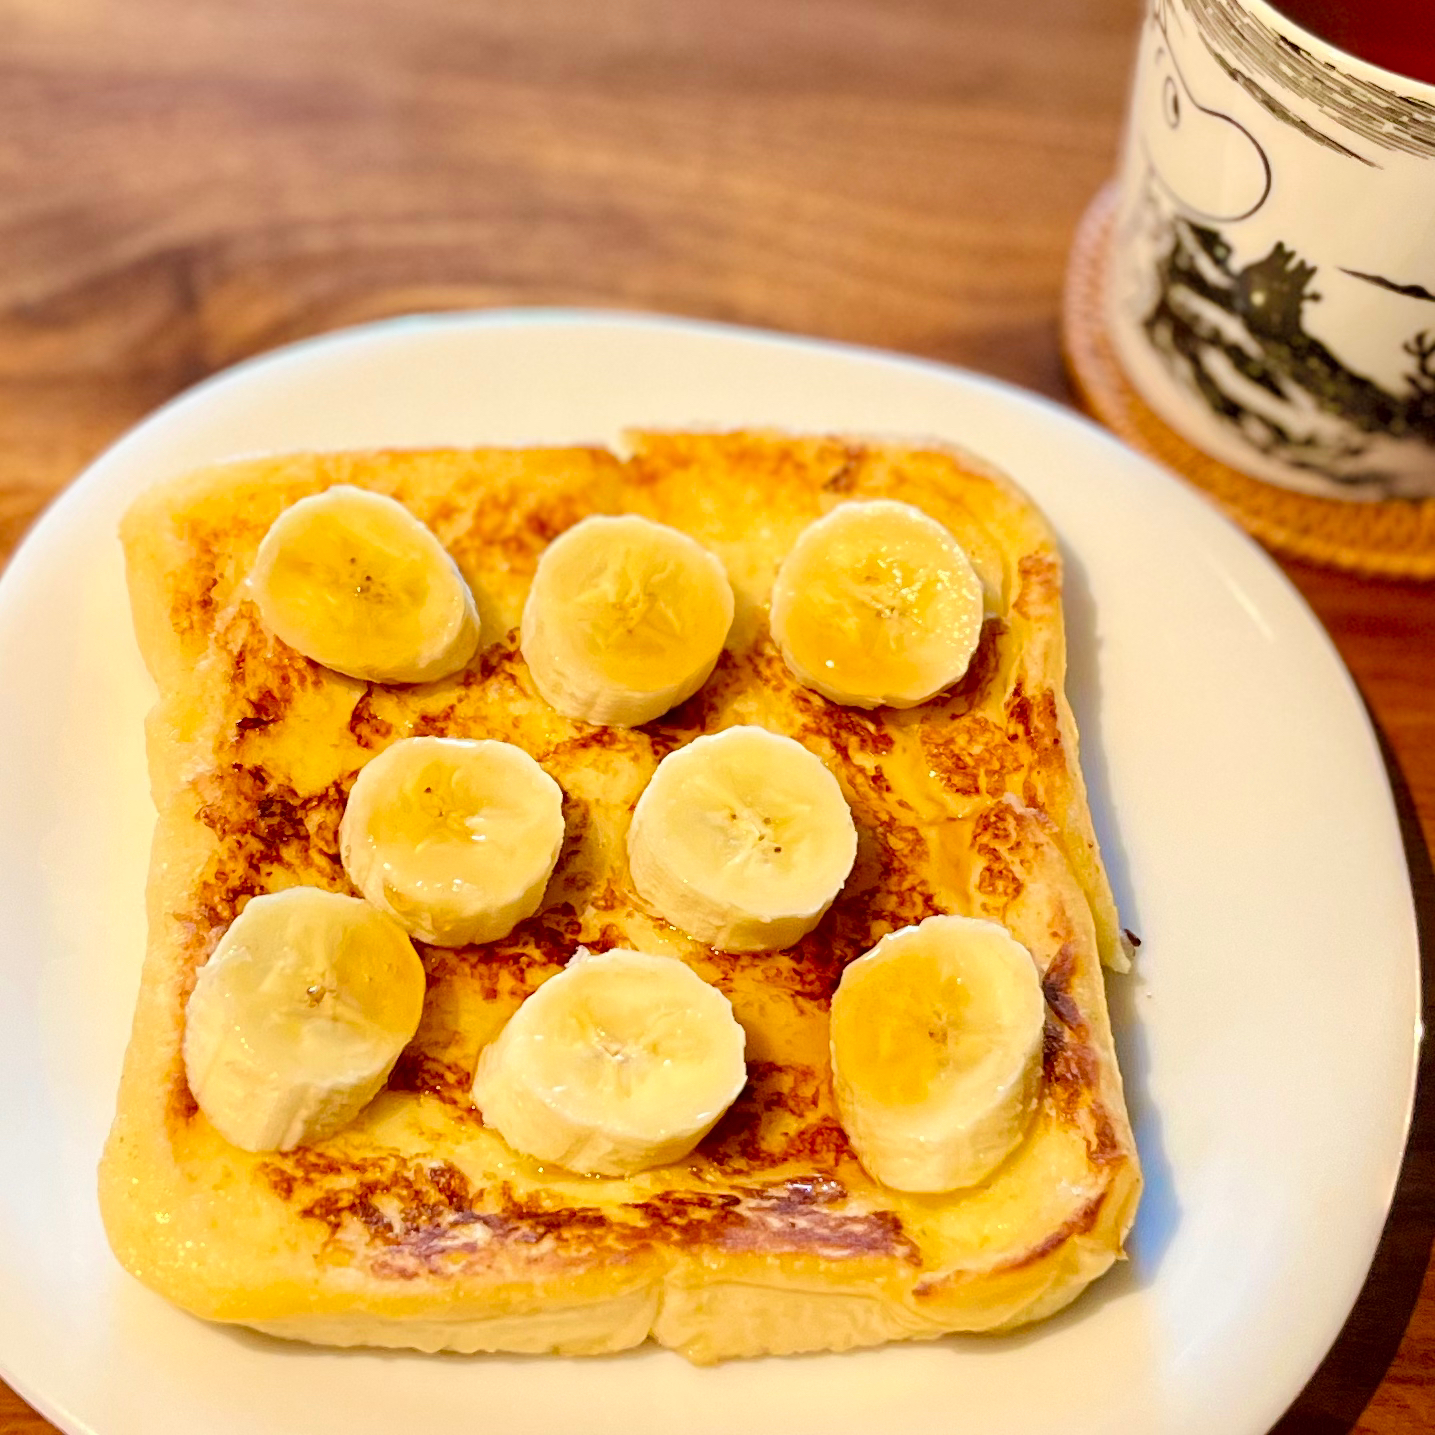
(0, 312), (1419, 1435)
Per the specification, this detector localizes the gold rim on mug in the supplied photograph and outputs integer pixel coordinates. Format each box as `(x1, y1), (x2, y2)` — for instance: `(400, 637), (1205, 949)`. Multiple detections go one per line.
(1062, 182), (1435, 581)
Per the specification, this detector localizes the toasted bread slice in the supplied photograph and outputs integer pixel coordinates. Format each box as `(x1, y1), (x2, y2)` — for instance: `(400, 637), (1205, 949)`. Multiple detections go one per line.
(99, 432), (1140, 1363)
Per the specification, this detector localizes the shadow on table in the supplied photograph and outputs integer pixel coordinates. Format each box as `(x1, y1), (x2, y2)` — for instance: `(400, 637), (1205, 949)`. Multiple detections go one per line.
(1272, 714), (1434, 1434)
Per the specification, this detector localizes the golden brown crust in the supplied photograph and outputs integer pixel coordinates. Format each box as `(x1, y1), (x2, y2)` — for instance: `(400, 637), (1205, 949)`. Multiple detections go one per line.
(99, 434), (1140, 1361)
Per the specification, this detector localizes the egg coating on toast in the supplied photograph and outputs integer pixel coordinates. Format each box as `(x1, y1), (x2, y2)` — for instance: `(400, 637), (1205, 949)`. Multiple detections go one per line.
(100, 432), (1140, 1363)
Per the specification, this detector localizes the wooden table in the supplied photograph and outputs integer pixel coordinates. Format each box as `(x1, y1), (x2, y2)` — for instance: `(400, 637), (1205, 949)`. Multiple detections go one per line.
(2, 0), (1430, 1429)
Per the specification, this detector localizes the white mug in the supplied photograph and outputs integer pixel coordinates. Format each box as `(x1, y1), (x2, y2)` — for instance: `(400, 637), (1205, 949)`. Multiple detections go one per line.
(1107, 0), (1435, 501)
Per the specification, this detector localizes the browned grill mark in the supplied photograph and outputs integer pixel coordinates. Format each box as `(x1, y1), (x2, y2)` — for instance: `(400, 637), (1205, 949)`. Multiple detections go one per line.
(524, 499), (586, 548)
(972, 801), (1028, 906)
(1000, 1190), (1107, 1272)
(193, 765), (349, 906)
(540, 719), (651, 764)
(260, 1154), (500, 1270)
(1041, 943), (1084, 1032)
(1005, 682), (1061, 765)
(642, 650), (738, 752)
(423, 911), (576, 1005)
(632, 1185), (920, 1265)
(174, 568), (220, 643)
(474, 631), (522, 682)
(926, 712), (1019, 800)
(821, 453), (860, 493)
(168, 519), (224, 642)
(347, 687), (394, 748)
(1037, 941), (1125, 1166)
(698, 1062), (867, 1182)
(1005, 681), (1067, 813)
(216, 606), (336, 739)
(257, 1148), (918, 1280)
(165, 1064), (199, 1129)
(1013, 553), (1060, 621)
(235, 698), (282, 735)
(912, 1187), (1110, 1300)
(992, 1189), (1109, 1276)
(787, 686), (896, 764)
(181, 868), (266, 942)
(1043, 1017), (1098, 1091)
(1086, 1111), (1126, 1168)
(782, 833), (940, 1001)
(431, 474), (609, 575)
(387, 1050), (482, 1120)
(541, 788), (601, 911)
(1042, 1017), (1125, 1170)
(409, 708), (451, 738)
(938, 615), (1008, 719)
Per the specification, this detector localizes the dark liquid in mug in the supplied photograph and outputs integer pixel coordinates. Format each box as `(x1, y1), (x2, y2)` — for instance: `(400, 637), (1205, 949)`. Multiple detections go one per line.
(1266, 1), (1435, 86)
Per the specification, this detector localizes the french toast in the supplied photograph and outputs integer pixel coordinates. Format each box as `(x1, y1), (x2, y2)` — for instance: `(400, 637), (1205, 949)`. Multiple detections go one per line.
(99, 431), (1140, 1362)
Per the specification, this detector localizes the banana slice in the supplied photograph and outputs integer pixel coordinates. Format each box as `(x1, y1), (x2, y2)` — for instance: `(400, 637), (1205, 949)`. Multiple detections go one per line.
(520, 513), (734, 726)
(183, 887), (426, 1153)
(340, 736), (565, 948)
(249, 485), (481, 684)
(829, 914), (1045, 1192)
(472, 947), (747, 1176)
(769, 498), (984, 709)
(627, 725), (857, 953)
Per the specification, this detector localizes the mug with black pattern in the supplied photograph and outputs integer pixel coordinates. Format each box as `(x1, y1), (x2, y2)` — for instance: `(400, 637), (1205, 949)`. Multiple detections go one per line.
(1108, 0), (1435, 501)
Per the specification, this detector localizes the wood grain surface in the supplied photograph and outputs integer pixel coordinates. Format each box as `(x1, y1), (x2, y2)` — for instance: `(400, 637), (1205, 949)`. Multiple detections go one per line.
(1, 0), (1431, 1430)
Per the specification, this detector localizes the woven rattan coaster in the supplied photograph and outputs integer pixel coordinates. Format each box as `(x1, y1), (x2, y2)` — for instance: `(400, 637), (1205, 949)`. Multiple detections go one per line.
(1062, 182), (1435, 580)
